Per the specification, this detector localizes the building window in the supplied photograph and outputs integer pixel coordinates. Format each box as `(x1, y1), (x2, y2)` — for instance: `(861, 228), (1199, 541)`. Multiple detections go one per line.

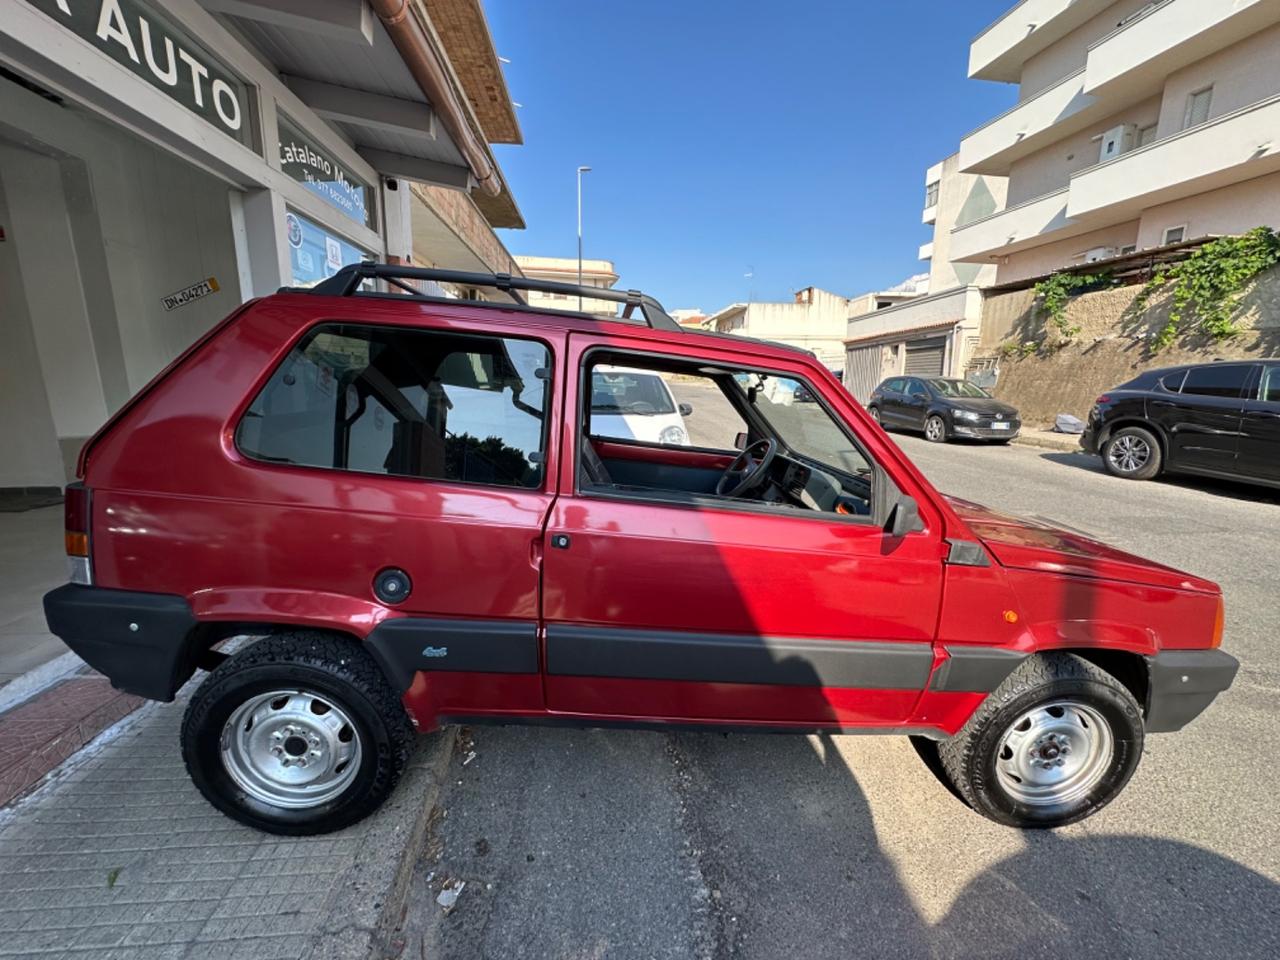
(1119, 244), (1138, 255)
(1162, 225), (1187, 245)
(1138, 124), (1157, 147)
(924, 181), (940, 209)
(1183, 87), (1214, 130)
(284, 211), (369, 288)
(237, 324), (550, 489)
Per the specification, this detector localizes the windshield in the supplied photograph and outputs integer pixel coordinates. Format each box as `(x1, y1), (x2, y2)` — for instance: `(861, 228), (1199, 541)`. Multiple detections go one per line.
(590, 369), (676, 415)
(739, 374), (872, 477)
(929, 379), (990, 399)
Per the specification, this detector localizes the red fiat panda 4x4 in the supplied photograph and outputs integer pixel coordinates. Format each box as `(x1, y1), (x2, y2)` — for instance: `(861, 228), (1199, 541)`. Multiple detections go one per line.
(44, 265), (1237, 835)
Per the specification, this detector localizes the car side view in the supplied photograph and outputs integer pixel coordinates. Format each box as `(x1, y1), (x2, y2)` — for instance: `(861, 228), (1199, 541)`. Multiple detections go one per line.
(43, 265), (1237, 835)
(868, 377), (1021, 444)
(1083, 360), (1280, 487)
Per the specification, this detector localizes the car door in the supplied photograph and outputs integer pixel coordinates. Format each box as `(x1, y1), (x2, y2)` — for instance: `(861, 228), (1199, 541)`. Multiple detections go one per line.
(1155, 363), (1255, 472)
(540, 334), (945, 728)
(902, 378), (932, 429)
(875, 379), (905, 424)
(1238, 364), (1280, 482)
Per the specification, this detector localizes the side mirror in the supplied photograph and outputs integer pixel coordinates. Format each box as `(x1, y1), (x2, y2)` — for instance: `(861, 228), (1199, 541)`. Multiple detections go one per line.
(734, 431), (748, 451)
(887, 495), (921, 538)
(678, 402), (694, 417)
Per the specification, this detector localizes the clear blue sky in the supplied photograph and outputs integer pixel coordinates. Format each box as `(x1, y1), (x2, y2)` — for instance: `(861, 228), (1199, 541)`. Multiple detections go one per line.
(486, 0), (1018, 313)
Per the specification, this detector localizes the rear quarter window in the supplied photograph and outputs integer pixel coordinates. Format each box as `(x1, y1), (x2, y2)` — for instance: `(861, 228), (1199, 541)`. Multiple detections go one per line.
(236, 323), (550, 489)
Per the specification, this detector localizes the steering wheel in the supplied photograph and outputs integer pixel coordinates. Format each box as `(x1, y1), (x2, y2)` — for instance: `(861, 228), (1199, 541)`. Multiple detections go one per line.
(716, 438), (779, 498)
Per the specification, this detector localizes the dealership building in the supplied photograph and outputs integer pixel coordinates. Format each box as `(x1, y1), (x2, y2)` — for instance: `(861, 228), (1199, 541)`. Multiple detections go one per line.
(0, 0), (523, 490)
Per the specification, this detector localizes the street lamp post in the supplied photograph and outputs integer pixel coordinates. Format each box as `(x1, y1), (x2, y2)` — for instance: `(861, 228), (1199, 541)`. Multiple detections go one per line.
(577, 165), (591, 311)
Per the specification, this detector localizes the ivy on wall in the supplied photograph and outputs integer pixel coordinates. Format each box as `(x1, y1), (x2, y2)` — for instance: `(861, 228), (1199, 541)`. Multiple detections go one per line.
(1138, 227), (1280, 349)
(1033, 271), (1115, 340)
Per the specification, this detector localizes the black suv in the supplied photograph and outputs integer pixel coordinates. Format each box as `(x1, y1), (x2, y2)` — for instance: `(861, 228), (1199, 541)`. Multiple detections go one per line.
(1083, 360), (1280, 487)
(868, 377), (1021, 444)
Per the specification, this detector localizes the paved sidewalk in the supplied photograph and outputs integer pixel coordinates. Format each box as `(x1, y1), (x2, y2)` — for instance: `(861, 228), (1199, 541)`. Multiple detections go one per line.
(0, 506), (70, 688)
(1011, 427), (1085, 453)
(0, 688), (453, 960)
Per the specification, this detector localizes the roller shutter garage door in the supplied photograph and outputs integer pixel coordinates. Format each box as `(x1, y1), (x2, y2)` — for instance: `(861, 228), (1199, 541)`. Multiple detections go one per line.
(845, 345), (882, 404)
(904, 337), (946, 377)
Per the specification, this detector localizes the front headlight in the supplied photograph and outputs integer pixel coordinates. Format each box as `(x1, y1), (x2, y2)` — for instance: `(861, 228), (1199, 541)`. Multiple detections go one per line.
(956, 410), (981, 422)
(659, 425), (687, 445)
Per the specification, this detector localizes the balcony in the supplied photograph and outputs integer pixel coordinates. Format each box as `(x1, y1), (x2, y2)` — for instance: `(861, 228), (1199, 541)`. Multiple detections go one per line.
(959, 69), (1105, 175)
(1085, 0), (1280, 101)
(919, 241), (934, 261)
(950, 187), (1075, 263)
(1069, 94), (1280, 220)
(969, 0), (1116, 82)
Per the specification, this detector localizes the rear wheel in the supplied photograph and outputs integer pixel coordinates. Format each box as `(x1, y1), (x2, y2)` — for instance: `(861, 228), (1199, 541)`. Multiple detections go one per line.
(1102, 425), (1162, 480)
(868, 406), (882, 424)
(938, 653), (1144, 828)
(924, 415), (948, 443)
(182, 632), (414, 835)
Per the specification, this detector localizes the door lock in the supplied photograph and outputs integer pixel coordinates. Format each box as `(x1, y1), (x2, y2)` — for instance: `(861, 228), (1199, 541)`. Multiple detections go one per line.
(550, 534), (571, 550)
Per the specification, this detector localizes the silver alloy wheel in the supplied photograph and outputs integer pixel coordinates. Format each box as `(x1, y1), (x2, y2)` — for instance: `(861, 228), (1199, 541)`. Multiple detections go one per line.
(870, 407), (881, 422)
(925, 417), (945, 441)
(995, 699), (1114, 807)
(1107, 434), (1150, 473)
(221, 689), (361, 809)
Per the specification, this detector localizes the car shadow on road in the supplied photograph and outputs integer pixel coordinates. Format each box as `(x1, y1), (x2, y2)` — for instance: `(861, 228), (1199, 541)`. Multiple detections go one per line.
(673, 729), (1280, 960)
(1039, 451), (1280, 504)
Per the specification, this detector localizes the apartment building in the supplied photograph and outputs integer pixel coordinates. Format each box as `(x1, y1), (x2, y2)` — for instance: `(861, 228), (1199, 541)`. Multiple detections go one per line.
(951, 0), (1280, 284)
(842, 159), (1006, 402)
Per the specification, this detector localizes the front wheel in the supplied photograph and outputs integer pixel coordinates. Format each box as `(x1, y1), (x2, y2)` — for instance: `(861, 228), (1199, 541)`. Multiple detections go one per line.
(938, 653), (1143, 828)
(868, 406), (882, 424)
(924, 415), (948, 443)
(182, 632), (415, 835)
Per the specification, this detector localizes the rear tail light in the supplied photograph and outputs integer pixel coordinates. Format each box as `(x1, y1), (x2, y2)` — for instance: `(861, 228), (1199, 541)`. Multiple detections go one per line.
(1095, 395), (1112, 405)
(64, 483), (92, 585)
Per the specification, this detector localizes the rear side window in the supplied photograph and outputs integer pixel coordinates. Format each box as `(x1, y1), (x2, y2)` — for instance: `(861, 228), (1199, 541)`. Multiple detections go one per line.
(1179, 364), (1252, 399)
(1262, 367), (1280, 404)
(237, 324), (550, 489)
(884, 379), (904, 393)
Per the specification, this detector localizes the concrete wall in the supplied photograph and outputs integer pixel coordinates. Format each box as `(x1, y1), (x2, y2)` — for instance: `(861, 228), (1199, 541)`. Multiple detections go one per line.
(981, 263), (1280, 424)
(1019, 0), (1154, 98)
(1005, 96), (1162, 206)
(0, 171), (65, 488)
(1156, 22), (1280, 140)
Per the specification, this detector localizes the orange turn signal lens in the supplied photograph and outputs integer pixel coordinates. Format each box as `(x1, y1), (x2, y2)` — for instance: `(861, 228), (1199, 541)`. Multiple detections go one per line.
(1211, 596), (1225, 648)
(65, 531), (89, 557)
(1003, 610), (1019, 624)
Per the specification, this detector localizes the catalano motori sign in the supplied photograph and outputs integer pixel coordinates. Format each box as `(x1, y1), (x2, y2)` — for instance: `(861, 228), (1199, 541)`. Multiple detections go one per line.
(26, 0), (257, 150)
(278, 118), (373, 228)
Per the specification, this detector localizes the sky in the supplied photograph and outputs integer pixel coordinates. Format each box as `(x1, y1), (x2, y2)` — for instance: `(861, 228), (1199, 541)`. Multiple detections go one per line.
(484, 0), (1019, 314)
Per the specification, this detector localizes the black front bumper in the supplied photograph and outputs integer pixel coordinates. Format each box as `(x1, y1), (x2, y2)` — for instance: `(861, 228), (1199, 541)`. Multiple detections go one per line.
(1145, 649), (1239, 733)
(43, 584), (200, 702)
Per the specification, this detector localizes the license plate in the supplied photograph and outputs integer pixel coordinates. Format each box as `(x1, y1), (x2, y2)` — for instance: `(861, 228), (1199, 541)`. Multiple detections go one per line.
(993, 422), (1011, 430)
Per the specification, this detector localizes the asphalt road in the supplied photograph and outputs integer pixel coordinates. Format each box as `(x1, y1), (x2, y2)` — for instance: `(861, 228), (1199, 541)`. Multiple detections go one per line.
(399, 432), (1280, 960)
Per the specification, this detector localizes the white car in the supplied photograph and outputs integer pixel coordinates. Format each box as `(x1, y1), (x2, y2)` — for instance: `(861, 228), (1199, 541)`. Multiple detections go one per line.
(589, 365), (692, 445)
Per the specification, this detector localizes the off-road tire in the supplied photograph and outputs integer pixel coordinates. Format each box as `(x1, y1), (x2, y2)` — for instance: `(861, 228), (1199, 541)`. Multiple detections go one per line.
(938, 653), (1144, 828)
(182, 631), (415, 835)
(1102, 425), (1163, 481)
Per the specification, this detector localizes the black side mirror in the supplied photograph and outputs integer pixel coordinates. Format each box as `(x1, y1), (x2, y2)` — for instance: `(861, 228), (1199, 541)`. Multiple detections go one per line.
(678, 403), (693, 417)
(887, 495), (921, 537)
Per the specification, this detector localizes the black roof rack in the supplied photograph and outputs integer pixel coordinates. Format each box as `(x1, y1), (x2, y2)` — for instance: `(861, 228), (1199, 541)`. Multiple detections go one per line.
(301, 263), (682, 333)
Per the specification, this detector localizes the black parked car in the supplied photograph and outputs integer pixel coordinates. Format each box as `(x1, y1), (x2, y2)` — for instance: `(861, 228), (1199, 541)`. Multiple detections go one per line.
(1083, 360), (1280, 487)
(867, 377), (1021, 444)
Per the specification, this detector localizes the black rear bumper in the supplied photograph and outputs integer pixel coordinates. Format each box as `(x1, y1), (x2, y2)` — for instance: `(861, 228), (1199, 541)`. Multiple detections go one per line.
(43, 584), (199, 702)
(1145, 649), (1239, 733)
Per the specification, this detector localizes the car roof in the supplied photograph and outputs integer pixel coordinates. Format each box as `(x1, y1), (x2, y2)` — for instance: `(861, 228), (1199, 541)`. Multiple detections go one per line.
(261, 290), (820, 370)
